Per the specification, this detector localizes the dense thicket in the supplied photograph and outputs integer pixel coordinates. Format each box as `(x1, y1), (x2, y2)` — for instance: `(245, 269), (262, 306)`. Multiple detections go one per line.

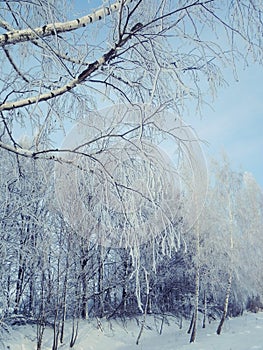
(0, 150), (262, 347)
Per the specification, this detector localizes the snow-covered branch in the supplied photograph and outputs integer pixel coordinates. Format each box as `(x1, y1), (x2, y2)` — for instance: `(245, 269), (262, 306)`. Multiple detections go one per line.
(0, 33), (133, 112)
(0, 0), (133, 46)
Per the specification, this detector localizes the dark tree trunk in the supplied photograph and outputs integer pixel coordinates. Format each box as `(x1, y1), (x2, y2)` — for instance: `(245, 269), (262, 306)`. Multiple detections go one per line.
(202, 290), (207, 328)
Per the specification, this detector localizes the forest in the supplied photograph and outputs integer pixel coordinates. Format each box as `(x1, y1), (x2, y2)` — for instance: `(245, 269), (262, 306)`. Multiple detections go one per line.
(1, 148), (263, 349)
(0, 0), (263, 349)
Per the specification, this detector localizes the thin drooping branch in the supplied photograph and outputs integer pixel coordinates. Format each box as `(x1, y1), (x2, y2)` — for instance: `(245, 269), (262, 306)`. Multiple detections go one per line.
(3, 48), (30, 83)
(0, 0), (133, 46)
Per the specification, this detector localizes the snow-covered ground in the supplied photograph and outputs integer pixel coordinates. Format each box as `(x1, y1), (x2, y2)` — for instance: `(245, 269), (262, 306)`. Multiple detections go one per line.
(2, 312), (263, 350)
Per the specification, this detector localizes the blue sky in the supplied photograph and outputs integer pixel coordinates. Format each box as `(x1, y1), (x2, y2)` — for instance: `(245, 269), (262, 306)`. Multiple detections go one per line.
(187, 63), (263, 189)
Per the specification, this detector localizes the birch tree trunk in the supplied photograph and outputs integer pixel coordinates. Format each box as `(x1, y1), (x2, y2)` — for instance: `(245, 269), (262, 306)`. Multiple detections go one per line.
(202, 290), (207, 329)
(216, 272), (232, 335)
(189, 266), (200, 343)
(189, 219), (200, 343)
(215, 157), (236, 336)
(60, 252), (69, 344)
(97, 246), (105, 318)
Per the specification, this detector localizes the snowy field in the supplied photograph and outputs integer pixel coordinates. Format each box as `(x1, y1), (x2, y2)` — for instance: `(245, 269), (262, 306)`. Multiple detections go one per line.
(2, 311), (263, 350)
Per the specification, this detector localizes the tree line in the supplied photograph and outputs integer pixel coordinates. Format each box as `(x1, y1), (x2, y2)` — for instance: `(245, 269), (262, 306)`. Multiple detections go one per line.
(0, 149), (262, 348)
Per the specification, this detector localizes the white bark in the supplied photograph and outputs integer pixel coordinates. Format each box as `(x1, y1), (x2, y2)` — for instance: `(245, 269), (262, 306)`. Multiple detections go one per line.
(217, 272), (232, 335)
(0, 0), (133, 46)
(0, 78), (78, 112)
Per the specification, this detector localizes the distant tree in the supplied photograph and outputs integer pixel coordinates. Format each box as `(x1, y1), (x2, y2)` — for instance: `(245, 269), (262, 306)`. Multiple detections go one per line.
(182, 157), (263, 340)
(198, 158), (263, 335)
(236, 172), (263, 304)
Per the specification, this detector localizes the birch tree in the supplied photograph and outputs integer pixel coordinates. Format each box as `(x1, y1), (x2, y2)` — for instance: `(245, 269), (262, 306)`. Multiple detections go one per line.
(205, 157), (241, 335)
(0, 0), (262, 159)
(0, 1), (261, 246)
(236, 173), (263, 306)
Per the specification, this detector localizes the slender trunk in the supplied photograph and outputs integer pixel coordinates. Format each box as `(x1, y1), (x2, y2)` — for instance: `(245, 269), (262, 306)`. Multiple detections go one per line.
(147, 289), (152, 314)
(189, 311), (197, 343)
(36, 270), (46, 350)
(217, 272), (232, 335)
(60, 254), (69, 343)
(122, 259), (128, 313)
(69, 317), (79, 348)
(14, 266), (24, 313)
(36, 322), (45, 350)
(190, 218), (200, 343)
(202, 290), (207, 328)
(7, 273), (11, 314)
(52, 247), (61, 350)
(187, 311), (195, 334)
(28, 229), (37, 316)
(92, 253), (96, 316)
(14, 252), (25, 314)
(81, 271), (88, 319)
(190, 264), (199, 343)
(70, 276), (81, 348)
(179, 315), (183, 329)
(29, 277), (34, 315)
(136, 292), (149, 345)
(121, 252), (132, 313)
(97, 246), (104, 318)
(52, 310), (60, 350)
(136, 269), (149, 345)
(217, 170), (235, 335)
(159, 317), (164, 335)
(15, 215), (30, 314)
(80, 242), (89, 319)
